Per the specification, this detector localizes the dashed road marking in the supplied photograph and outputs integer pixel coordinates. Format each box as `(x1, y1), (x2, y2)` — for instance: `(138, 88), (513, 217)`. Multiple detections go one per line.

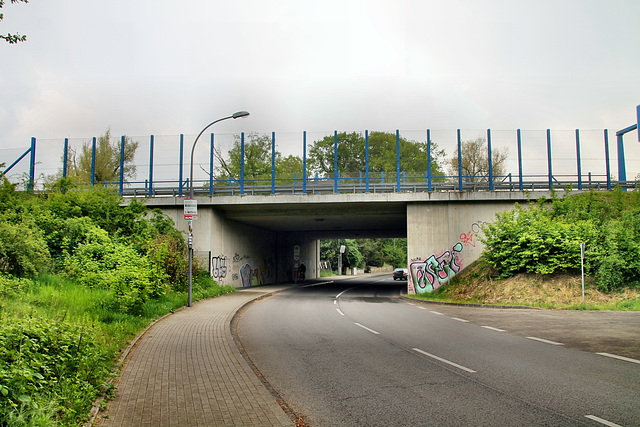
(596, 352), (640, 365)
(452, 317), (469, 323)
(430, 311), (444, 315)
(354, 323), (380, 335)
(585, 415), (623, 427)
(336, 308), (345, 316)
(527, 336), (564, 346)
(413, 348), (477, 373)
(482, 326), (506, 332)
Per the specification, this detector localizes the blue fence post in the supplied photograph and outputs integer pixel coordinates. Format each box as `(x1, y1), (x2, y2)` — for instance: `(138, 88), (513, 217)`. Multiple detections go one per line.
(575, 129), (582, 190)
(334, 131), (338, 194)
(240, 132), (245, 195)
(28, 137), (36, 191)
(616, 132), (627, 183)
(271, 132), (276, 195)
(119, 136), (125, 196)
(457, 129), (463, 191)
(546, 129), (553, 190)
(209, 133), (214, 196)
(303, 131), (307, 194)
(91, 136), (96, 186)
(517, 129), (523, 191)
(604, 129), (611, 190)
(63, 138), (69, 178)
(427, 129), (432, 192)
(365, 130), (370, 193)
(396, 130), (401, 192)
(487, 129), (493, 191)
(179, 134), (184, 197)
(148, 134), (154, 197)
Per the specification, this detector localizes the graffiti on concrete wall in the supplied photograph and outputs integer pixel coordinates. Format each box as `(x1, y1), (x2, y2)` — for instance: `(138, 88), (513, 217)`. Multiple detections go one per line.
(409, 242), (463, 294)
(459, 221), (487, 248)
(239, 257), (275, 287)
(211, 255), (228, 282)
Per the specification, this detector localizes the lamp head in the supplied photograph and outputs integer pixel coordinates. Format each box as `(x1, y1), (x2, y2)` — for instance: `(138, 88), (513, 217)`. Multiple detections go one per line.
(232, 111), (250, 119)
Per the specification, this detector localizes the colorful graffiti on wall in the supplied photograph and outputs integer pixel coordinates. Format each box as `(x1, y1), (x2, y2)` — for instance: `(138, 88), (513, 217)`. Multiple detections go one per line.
(409, 242), (463, 294)
(240, 258), (274, 287)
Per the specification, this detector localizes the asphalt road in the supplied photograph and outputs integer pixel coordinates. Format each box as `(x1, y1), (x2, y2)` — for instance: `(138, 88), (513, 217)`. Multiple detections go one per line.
(235, 275), (640, 427)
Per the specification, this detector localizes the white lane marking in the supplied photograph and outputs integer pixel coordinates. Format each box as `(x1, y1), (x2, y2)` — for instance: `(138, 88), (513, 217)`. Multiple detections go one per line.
(585, 415), (623, 427)
(354, 323), (380, 335)
(527, 336), (564, 346)
(452, 317), (469, 323)
(417, 306), (427, 310)
(413, 348), (477, 373)
(336, 308), (345, 316)
(482, 326), (506, 332)
(596, 352), (640, 365)
(336, 285), (360, 299)
(407, 303), (416, 306)
(334, 300), (337, 304)
(430, 311), (444, 315)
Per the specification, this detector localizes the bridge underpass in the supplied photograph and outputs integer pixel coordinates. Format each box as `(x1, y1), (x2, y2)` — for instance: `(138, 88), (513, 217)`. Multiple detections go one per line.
(145, 190), (536, 292)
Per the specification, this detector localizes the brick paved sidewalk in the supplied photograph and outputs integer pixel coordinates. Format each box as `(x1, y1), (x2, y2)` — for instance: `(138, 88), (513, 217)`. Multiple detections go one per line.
(96, 286), (294, 427)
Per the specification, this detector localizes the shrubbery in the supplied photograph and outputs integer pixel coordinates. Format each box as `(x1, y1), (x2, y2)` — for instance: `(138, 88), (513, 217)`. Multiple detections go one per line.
(481, 190), (640, 291)
(0, 176), (233, 425)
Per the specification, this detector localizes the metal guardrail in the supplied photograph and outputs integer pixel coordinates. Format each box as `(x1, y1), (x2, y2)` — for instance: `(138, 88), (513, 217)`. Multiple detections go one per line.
(119, 179), (638, 198)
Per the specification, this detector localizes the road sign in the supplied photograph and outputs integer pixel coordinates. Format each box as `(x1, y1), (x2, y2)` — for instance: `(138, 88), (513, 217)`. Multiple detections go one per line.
(184, 198), (198, 220)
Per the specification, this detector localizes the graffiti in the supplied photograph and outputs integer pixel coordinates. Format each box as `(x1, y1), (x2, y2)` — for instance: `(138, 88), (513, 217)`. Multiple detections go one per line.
(232, 273), (238, 281)
(233, 253), (249, 264)
(410, 242), (464, 294)
(211, 255), (228, 279)
(460, 232), (475, 247)
(460, 221), (488, 248)
(239, 258), (274, 287)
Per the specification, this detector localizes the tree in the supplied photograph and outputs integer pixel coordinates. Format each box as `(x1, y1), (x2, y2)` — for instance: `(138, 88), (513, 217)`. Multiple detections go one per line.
(307, 131), (445, 179)
(448, 137), (508, 182)
(0, 0), (28, 44)
(65, 128), (139, 184)
(215, 133), (303, 183)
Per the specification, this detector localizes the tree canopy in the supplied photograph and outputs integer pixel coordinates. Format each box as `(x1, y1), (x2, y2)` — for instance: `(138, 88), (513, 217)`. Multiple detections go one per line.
(65, 128), (139, 184)
(448, 137), (508, 182)
(0, 0), (28, 44)
(307, 131), (445, 178)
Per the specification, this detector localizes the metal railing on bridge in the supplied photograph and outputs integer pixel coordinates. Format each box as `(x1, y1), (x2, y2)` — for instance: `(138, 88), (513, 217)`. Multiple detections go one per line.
(3, 128), (639, 196)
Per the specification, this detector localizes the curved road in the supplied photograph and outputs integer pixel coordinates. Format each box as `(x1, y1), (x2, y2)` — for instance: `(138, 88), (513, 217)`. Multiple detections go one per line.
(236, 275), (640, 426)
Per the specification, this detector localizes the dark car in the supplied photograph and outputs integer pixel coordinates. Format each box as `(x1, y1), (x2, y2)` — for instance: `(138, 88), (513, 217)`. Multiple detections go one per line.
(393, 268), (408, 280)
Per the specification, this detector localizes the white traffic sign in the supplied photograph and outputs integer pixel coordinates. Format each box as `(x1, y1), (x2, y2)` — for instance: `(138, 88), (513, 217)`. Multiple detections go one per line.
(184, 198), (198, 220)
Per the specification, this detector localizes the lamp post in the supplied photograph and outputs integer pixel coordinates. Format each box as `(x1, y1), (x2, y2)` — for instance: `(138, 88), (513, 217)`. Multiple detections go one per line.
(187, 111), (250, 307)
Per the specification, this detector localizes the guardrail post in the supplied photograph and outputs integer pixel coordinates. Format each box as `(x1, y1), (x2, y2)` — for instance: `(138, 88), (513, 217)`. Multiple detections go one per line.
(334, 131), (338, 193)
(240, 132), (245, 195)
(28, 137), (36, 191)
(427, 129), (432, 192)
(91, 136), (96, 186)
(365, 130), (370, 193)
(546, 129), (553, 190)
(396, 130), (401, 192)
(457, 129), (463, 191)
(271, 132), (276, 195)
(148, 135), (154, 197)
(209, 133), (214, 196)
(63, 138), (69, 179)
(487, 129), (493, 190)
(575, 129), (582, 190)
(119, 136), (125, 196)
(604, 129), (611, 190)
(517, 129), (523, 191)
(179, 134), (184, 197)
(303, 131), (307, 194)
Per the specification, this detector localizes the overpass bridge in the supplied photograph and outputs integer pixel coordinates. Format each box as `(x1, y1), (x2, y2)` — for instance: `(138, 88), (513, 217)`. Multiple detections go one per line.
(3, 124), (639, 293)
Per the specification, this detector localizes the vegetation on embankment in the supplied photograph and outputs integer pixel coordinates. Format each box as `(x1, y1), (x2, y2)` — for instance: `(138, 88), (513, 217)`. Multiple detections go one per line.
(411, 189), (640, 310)
(0, 177), (234, 426)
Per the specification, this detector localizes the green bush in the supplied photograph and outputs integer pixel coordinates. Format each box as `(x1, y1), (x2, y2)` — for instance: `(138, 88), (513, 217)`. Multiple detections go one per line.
(0, 315), (110, 425)
(64, 242), (167, 314)
(0, 219), (51, 277)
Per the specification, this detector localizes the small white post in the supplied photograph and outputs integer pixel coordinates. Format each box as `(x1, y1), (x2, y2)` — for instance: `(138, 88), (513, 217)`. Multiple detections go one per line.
(580, 243), (586, 304)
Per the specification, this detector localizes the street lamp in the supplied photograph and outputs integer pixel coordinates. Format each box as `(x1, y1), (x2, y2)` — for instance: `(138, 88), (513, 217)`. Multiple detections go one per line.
(187, 111), (250, 307)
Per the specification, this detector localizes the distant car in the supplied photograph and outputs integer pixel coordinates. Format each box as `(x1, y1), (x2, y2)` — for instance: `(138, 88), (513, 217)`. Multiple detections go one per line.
(393, 268), (408, 280)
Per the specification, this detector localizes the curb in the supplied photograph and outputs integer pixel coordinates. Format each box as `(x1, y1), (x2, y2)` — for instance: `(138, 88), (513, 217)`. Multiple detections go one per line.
(400, 295), (538, 310)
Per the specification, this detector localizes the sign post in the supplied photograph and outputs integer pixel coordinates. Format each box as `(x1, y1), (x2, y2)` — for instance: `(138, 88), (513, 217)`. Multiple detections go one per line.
(580, 242), (586, 304)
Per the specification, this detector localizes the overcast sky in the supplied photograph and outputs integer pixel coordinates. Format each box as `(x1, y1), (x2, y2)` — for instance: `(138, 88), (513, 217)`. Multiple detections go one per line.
(1, 0), (639, 150)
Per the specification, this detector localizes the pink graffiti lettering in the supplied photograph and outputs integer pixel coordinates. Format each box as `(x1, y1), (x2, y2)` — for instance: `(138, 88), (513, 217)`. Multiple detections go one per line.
(410, 243), (464, 294)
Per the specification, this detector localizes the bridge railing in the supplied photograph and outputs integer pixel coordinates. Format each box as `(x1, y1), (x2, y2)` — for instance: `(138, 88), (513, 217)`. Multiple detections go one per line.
(2, 128), (638, 196)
